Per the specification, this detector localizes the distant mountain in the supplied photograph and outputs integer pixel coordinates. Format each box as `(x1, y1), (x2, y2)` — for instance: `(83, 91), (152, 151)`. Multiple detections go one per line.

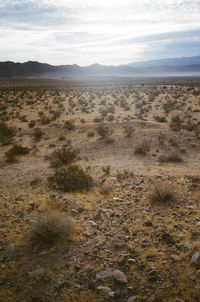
(0, 56), (200, 78)
(128, 56), (200, 68)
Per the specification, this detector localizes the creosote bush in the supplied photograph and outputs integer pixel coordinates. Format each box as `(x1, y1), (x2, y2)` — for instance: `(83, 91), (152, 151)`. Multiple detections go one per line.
(150, 182), (176, 203)
(5, 144), (29, 162)
(50, 146), (78, 168)
(0, 122), (16, 144)
(29, 211), (75, 248)
(48, 164), (93, 192)
(64, 119), (75, 131)
(135, 141), (150, 155)
(96, 123), (111, 139)
(33, 128), (43, 142)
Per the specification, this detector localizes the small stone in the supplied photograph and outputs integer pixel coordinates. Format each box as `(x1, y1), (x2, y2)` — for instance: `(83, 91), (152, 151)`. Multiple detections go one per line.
(171, 255), (181, 262)
(196, 270), (200, 276)
(128, 297), (138, 302)
(97, 286), (114, 297)
(28, 268), (45, 279)
(96, 270), (112, 280)
(88, 221), (97, 227)
(190, 252), (200, 266)
(113, 270), (128, 283)
(174, 298), (184, 302)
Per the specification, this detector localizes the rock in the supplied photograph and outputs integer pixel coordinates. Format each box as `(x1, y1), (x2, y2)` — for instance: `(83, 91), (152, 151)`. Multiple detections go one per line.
(128, 297), (138, 302)
(96, 270), (112, 280)
(113, 270), (128, 283)
(196, 221), (200, 227)
(190, 252), (200, 266)
(28, 268), (45, 279)
(171, 255), (181, 262)
(196, 269), (200, 276)
(174, 298), (184, 302)
(97, 286), (114, 297)
(88, 221), (97, 227)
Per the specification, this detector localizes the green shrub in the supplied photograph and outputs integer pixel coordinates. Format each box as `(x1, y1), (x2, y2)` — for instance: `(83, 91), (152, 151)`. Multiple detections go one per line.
(0, 122), (16, 144)
(5, 144), (29, 162)
(50, 147), (78, 168)
(48, 164), (93, 192)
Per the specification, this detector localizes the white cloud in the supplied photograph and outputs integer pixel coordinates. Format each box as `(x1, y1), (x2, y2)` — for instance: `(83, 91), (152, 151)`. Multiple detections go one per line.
(0, 0), (200, 64)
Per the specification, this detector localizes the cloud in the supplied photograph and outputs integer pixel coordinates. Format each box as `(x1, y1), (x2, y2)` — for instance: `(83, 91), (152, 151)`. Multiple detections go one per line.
(0, 0), (200, 65)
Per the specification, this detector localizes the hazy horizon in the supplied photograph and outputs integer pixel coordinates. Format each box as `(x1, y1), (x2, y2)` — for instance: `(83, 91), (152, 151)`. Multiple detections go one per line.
(1, 1), (200, 66)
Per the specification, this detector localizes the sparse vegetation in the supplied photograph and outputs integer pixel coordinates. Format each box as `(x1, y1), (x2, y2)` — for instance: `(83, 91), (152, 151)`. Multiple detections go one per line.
(48, 164), (93, 192)
(5, 144), (29, 162)
(150, 182), (176, 203)
(50, 146), (78, 168)
(0, 122), (16, 144)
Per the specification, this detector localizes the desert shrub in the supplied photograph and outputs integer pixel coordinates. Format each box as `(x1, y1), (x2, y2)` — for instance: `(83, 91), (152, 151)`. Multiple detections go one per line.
(0, 122), (16, 144)
(87, 131), (95, 138)
(158, 152), (183, 163)
(96, 123), (110, 139)
(28, 120), (36, 128)
(163, 100), (176, 113)
(135, 141), (150, 155)
(102, 165), (111, 175)
(150, 182), (176, 203)
(5, 144), (29, 162)
(94, 117), (103, 123)
(64, 119), (75, 131)
(29, 211), (75, 248)
(154, 115), (166, 123)
(33, 128), (43, 142)
(50, 147), (78, 168)
(124, 124), (134, 137)
(48, 164), (93, 192)
(170, 115), (182, 131)
(158, 133), (165, 145)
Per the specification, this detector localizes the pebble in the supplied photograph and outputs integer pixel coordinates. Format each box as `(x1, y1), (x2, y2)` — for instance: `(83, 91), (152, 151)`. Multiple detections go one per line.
(96, 270), (112, 280)
(28, 268), (45, 279)
(171, 255), (181, 262)
(97, 286), (114, 297)
(113, 270), (128, 283)
(190, 252), (200, 266)
(88, 221), (97, 227)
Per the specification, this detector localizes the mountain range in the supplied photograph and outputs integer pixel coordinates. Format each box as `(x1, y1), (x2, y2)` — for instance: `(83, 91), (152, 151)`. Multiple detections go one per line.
(1, 56), (200, 78)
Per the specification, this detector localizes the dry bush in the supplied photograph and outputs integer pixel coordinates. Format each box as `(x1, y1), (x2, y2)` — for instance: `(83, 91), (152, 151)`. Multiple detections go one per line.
(158, 152), (183, 163)
(124, 124), (134, 137)
(102, 165), (111, 176)
(96, 123), (111, 139)
(5, 144), (29, 163)
(33, 128), (43, 142)
(48, 164), (93, 192)
(0, 122), (16, 144)
(150, 182), (176, 203)
(135, 141), (150, 155)
(29, 211), (75, 248)
(50, 146), (78, 168)
(170, 115), (182, 131)
(154, 115), (166, 123)
(64, 119), (75, 131)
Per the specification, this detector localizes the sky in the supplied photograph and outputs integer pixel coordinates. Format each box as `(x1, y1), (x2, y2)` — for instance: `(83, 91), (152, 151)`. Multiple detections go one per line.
(0, 0), (200, 66)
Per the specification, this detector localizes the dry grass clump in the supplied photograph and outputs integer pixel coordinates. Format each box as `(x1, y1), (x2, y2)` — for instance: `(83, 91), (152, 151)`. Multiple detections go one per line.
(5, 144), (29, 162)
(50, 146), (78, 168)
(29, 211), (75, 248)
(64, 119), (75, 131)
(149, 182), (176, 203)
(48, 164), (93, 192)
(158, 152), (183, 163)
(0, 122), (16, 144)
(33, 128), (43, 142)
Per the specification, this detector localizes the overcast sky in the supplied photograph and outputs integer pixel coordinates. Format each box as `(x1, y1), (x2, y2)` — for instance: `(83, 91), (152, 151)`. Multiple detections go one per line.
(0, 0), (200, 65)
